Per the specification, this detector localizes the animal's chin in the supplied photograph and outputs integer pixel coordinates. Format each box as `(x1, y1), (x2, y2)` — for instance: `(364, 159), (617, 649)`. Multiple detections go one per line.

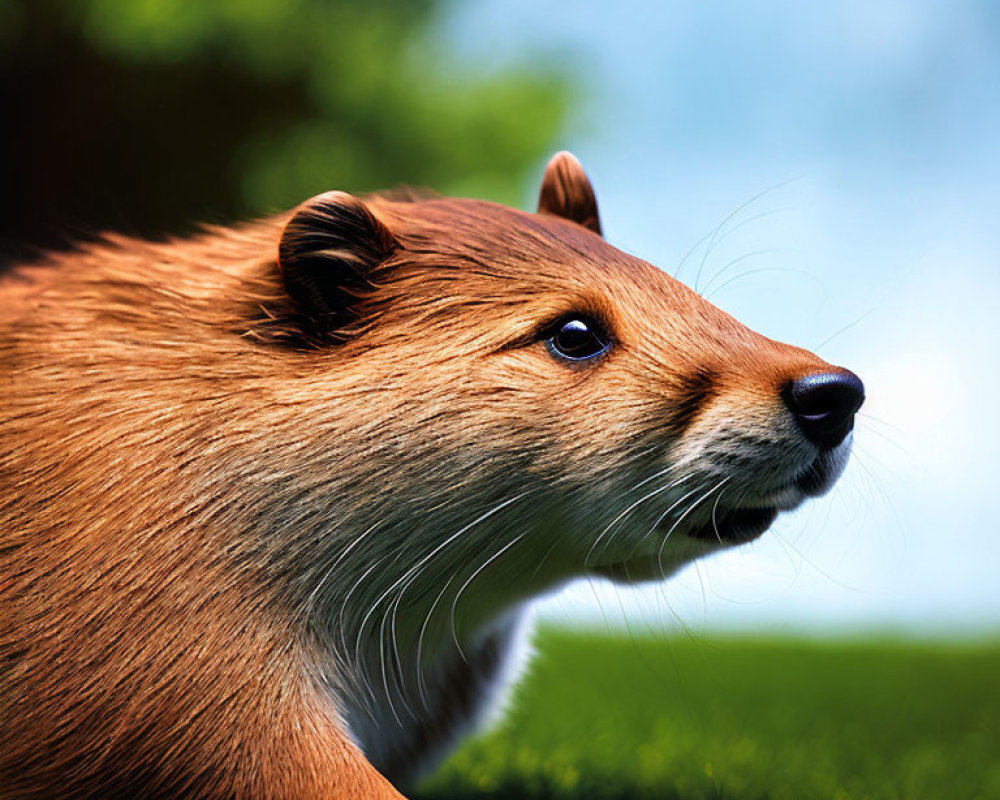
(686, 505), (779, 544)
(589, 506), (780, 584)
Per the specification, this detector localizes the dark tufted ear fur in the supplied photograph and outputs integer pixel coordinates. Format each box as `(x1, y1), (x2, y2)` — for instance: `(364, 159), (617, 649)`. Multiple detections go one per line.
(537, 151), (602, 236)
(278, 191), (400, 342)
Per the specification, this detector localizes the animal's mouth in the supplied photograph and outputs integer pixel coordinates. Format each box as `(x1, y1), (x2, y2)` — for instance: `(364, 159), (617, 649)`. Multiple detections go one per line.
(761, 443), (851, 506)
(589, 439), (854, 585)
(793, 453), (840, 497)
(683, 447), (845, 545)
(667, 449), (844, 548)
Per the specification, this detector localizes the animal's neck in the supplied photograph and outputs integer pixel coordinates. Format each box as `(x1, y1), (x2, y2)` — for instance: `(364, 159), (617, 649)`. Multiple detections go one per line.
(338, 604), (529, 787)
(286, 494), (567, 784)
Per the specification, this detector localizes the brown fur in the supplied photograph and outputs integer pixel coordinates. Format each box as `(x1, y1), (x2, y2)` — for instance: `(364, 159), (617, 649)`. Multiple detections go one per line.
(1, 154), (847, 798)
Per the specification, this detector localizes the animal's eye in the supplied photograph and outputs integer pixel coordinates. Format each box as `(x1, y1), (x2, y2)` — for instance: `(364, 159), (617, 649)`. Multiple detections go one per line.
(546, 315), (612, 362)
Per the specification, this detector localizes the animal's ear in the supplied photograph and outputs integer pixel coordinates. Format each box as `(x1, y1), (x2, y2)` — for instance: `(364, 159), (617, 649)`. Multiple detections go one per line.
(278, 191), (399, 340)
(537, 151), (602, 236)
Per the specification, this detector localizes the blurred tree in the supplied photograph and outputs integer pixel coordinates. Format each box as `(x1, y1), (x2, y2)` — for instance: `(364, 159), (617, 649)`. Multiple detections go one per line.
(0, 0), (572, 261)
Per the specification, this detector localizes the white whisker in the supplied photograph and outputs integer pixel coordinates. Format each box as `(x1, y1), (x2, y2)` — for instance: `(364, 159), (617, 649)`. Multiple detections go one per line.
(656, 477), (731, 573)
(306, 520), (384, 622)
(351, 492), (530, 709)
(585, 474), (692, 568)
(449, 531), (528, 663)
(414, 573), (458, 710)
(635, 481), (708, 554)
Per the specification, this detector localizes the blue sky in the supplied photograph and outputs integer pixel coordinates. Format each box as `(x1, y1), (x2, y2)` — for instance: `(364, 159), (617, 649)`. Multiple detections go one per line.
(446, 1), (1000, 634)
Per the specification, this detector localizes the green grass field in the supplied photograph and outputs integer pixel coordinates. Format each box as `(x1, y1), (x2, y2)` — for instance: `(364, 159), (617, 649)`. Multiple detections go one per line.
(415, 628), (1000, 800)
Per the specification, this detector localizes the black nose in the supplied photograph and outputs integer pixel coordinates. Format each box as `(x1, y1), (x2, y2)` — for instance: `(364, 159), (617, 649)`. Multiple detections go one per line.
(783, 370), (865, 449)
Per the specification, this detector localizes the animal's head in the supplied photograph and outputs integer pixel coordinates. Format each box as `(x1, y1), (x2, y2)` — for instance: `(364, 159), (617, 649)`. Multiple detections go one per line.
(257, 152), (863, 610)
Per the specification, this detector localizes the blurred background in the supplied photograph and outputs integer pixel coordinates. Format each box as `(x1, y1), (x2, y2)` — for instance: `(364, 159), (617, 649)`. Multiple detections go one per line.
(4, 2), (998, 796)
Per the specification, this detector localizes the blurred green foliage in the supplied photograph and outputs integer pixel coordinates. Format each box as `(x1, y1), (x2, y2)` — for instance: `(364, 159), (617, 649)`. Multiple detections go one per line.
(0, 0), (571, 258)
(416, 629), (1000, 800)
